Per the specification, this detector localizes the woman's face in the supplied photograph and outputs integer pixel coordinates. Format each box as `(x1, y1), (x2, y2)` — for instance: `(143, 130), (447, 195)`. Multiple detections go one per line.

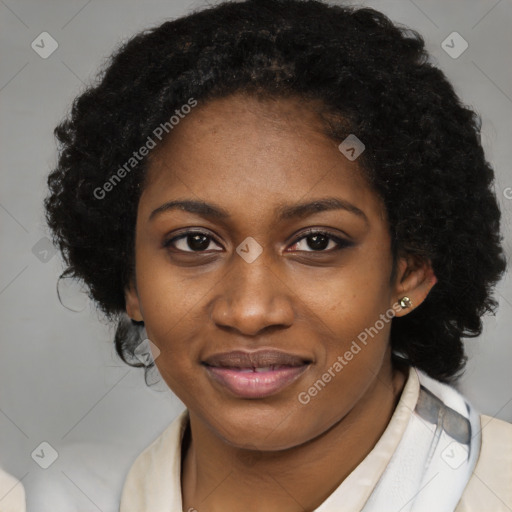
(126, 93), (428, 450)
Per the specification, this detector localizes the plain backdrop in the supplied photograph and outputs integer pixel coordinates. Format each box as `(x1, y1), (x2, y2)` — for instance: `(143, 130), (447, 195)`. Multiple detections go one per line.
(1, 0), (511, 510)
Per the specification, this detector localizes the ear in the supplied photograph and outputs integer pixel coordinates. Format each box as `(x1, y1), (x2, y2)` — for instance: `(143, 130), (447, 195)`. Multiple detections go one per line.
(392, 253), (437, 318)
(125, 278), (144, 322)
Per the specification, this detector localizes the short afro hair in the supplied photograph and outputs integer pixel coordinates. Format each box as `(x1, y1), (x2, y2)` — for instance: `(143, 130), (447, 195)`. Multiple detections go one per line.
(44, 0), (506, 383)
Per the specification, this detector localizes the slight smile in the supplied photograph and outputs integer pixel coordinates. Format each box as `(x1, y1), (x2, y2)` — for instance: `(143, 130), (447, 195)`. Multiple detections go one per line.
(202, 349), (313, 399)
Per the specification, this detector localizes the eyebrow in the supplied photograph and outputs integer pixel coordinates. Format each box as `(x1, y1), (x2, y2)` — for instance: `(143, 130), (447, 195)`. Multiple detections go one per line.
(149, 197), (368, 224)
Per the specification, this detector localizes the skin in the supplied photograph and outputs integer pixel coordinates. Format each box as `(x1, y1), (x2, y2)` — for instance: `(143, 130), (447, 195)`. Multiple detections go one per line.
(125, 92), (437, 512)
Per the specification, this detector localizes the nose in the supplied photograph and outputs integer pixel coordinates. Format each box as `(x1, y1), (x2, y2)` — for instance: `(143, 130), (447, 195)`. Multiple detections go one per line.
(210, 252), (295, 336)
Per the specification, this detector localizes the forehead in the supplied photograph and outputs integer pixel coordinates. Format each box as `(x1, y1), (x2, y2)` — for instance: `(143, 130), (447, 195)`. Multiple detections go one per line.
(139, 93), (385, 226)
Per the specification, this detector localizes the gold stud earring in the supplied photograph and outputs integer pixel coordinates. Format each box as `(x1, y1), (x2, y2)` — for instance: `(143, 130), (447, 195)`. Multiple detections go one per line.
(399, 296), (413, 309)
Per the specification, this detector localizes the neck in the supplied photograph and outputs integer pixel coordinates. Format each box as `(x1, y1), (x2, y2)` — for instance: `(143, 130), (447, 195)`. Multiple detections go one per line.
(181, 360), (408, 512)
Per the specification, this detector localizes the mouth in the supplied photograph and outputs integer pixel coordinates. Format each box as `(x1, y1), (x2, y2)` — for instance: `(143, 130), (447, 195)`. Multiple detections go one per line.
(202, 349), (312, 399)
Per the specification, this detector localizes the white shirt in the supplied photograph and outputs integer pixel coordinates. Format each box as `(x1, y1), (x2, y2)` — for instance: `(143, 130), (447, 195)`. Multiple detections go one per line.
(119, 367), (512, 511)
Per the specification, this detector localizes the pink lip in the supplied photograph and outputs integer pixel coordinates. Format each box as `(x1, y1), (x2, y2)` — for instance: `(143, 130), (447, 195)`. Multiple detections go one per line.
(204, 364), (310, 398)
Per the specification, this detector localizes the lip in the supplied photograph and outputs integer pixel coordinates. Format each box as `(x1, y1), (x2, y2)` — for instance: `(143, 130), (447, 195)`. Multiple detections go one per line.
(203, 349), (311, 368)
(202, 349), (312, 399)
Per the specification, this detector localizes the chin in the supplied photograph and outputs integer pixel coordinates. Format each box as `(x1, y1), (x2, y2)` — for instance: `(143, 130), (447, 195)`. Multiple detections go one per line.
(204, 406), (312, 451)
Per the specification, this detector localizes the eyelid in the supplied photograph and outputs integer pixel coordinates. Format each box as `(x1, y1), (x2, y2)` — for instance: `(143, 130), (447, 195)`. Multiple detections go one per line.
(287, 228), (353, 252)
(162, 229), (223, 251)
(163, 227), (353, 253)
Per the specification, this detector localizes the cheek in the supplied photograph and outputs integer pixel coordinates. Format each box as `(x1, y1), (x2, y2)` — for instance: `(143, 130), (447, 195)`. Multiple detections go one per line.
(296, 301), (394, 433)
(292, 251), (394, 344)
(132, 249), (199, 372)
(293, 255), (395, 413)
(134, 242), (209, 335)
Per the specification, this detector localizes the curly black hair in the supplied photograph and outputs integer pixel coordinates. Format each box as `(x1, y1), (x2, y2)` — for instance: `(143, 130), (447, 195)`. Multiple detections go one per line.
(44, 0), (506, 383)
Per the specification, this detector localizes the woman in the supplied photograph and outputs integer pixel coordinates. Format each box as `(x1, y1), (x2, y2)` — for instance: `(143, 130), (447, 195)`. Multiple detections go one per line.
(44, 0), (511, 510)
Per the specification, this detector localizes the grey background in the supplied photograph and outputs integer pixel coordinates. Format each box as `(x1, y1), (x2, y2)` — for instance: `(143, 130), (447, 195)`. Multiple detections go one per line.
(0, 0), (511, 510)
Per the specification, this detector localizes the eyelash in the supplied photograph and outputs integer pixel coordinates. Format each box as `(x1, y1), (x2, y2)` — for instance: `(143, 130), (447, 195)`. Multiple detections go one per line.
(163, 229), (352, 254)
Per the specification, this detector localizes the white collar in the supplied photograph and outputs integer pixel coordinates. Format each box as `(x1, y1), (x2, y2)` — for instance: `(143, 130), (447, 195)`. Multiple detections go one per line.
(120, 367), (480, 511)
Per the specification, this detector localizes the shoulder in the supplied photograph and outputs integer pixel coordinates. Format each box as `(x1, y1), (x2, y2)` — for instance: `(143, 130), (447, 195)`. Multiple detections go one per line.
(123, 409), (186, 476)
(0, 466), (25, 512)
(119, 409), (188, 511)
(456, 414), (512, 511)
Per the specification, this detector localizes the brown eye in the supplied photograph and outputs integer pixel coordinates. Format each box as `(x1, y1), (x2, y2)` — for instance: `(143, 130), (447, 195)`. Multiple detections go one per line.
(288, 230), (352, 252)
(163, 231), (222, 252)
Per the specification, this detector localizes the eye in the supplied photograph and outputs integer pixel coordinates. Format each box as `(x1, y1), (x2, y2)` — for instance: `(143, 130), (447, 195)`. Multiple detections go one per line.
(287, 229), (352, 253)
(163, 228), (352, 254)
(163, 230), (222, 253)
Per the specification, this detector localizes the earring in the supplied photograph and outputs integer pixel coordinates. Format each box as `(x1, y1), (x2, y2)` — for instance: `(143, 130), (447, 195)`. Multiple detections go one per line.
(399, 296), (413, 309)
